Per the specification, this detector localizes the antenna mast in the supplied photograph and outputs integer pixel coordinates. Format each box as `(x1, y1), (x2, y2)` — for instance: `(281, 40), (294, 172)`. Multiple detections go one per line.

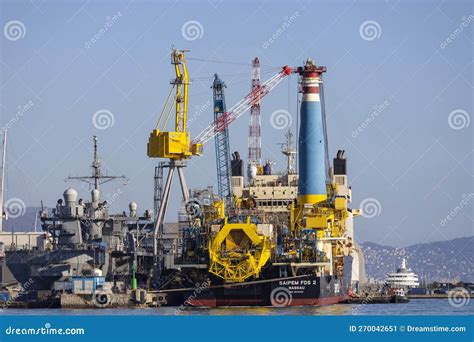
(0, 129), (7, 232)
(67, 136), (126, 191)
(280, 128), (296, 175)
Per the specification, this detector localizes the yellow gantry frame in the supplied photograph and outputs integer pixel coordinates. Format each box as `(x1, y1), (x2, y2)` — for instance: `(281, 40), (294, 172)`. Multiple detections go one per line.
(208, 217), (271, 282)
(147, 49), (193, 159)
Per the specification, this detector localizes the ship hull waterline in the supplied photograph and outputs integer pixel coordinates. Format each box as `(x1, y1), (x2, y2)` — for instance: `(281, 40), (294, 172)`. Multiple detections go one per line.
(163, 258), (353, 308)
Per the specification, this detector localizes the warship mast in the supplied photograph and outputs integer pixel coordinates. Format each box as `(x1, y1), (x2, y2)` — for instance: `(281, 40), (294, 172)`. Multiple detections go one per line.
(67, 136), (127, 195)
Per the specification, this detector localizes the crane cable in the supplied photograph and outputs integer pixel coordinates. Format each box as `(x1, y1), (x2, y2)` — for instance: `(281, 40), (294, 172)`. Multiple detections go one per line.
(161, 87), (181, 131)
(191, 68), (281, 81)
(187, 57), (251, 66)
(155, 84), (176, 130)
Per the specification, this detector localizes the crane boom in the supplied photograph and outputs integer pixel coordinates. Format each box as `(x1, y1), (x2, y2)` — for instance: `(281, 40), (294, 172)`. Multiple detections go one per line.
(148, 49), (192, 160)
(212, 74), (233, 204)
(191, 66), (293, 148)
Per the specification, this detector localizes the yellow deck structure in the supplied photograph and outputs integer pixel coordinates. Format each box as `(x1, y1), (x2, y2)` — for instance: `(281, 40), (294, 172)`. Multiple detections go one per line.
(208, 217), (271, 282)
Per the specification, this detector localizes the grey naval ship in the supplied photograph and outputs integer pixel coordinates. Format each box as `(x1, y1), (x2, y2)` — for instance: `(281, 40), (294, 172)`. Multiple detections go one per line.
(5, 136), (155, 293)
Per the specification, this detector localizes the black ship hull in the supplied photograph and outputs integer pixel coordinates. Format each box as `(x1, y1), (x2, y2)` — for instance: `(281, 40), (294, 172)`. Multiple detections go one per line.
(188, 276), (347, 307)
(164, 256), (353, 307)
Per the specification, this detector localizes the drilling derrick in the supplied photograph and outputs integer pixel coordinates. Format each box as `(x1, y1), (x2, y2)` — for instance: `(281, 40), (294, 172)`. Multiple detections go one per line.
(248, 57), (262, 178)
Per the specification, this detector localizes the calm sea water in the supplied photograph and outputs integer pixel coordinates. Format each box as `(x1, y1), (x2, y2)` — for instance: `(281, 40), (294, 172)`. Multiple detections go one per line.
(3, 299), (473, 316)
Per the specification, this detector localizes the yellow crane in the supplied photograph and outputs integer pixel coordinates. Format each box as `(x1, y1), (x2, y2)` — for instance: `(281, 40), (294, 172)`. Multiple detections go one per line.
(147, 48), (292, 277)
(147, 49), (198, 272)
(148, 48), (202, 159)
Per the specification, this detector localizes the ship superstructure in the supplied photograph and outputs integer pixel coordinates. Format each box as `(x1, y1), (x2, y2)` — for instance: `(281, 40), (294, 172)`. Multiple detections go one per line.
(385, 258), (420, 289)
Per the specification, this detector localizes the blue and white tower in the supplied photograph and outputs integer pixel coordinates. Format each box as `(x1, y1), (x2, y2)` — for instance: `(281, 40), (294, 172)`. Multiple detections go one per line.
(298, 59), (327, 204)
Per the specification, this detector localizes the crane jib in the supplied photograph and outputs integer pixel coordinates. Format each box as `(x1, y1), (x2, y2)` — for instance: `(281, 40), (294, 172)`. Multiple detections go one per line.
(191, 66), (292, 147)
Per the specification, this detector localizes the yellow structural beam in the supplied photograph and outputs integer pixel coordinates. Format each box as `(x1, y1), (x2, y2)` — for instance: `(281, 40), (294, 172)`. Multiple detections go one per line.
(208, 217), (271, 282)
(172, 49), (189, 133)
(148, 49), (194, 160)
(297, 194), (327, 204)
(147, 130), (191, 159)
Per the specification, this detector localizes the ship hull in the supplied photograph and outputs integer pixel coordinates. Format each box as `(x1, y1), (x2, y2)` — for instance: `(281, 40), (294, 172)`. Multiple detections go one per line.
(164, 275), (349, 307)
(189, 296), (346, 307)
(165, 256), (353, 308)
(5, 249), (103, 291)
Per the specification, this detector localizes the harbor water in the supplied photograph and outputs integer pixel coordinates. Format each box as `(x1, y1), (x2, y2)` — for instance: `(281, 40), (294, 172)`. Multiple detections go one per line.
(3, 299), (472, 316)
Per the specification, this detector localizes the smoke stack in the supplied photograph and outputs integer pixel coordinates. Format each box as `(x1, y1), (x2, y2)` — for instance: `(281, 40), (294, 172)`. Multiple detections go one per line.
(297, 59), (327, 204)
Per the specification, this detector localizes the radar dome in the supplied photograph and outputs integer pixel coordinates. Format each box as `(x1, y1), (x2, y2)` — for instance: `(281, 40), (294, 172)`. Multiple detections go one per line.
(63, 188), (78, 204)
(91, 189), (100, 202)
(129, 202), (138, 211)
(129, 202), (138, 217)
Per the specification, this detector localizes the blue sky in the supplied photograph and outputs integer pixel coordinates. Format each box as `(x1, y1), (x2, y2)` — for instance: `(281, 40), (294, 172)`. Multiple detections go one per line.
(0, 0), (472, 246)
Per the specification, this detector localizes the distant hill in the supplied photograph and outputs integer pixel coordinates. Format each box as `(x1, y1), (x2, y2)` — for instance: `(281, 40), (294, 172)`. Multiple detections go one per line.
(361, 237), (474, 283)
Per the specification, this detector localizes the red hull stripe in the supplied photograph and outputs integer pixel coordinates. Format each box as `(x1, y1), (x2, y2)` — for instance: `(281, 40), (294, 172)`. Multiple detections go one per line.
(188, 296), (347, 307)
